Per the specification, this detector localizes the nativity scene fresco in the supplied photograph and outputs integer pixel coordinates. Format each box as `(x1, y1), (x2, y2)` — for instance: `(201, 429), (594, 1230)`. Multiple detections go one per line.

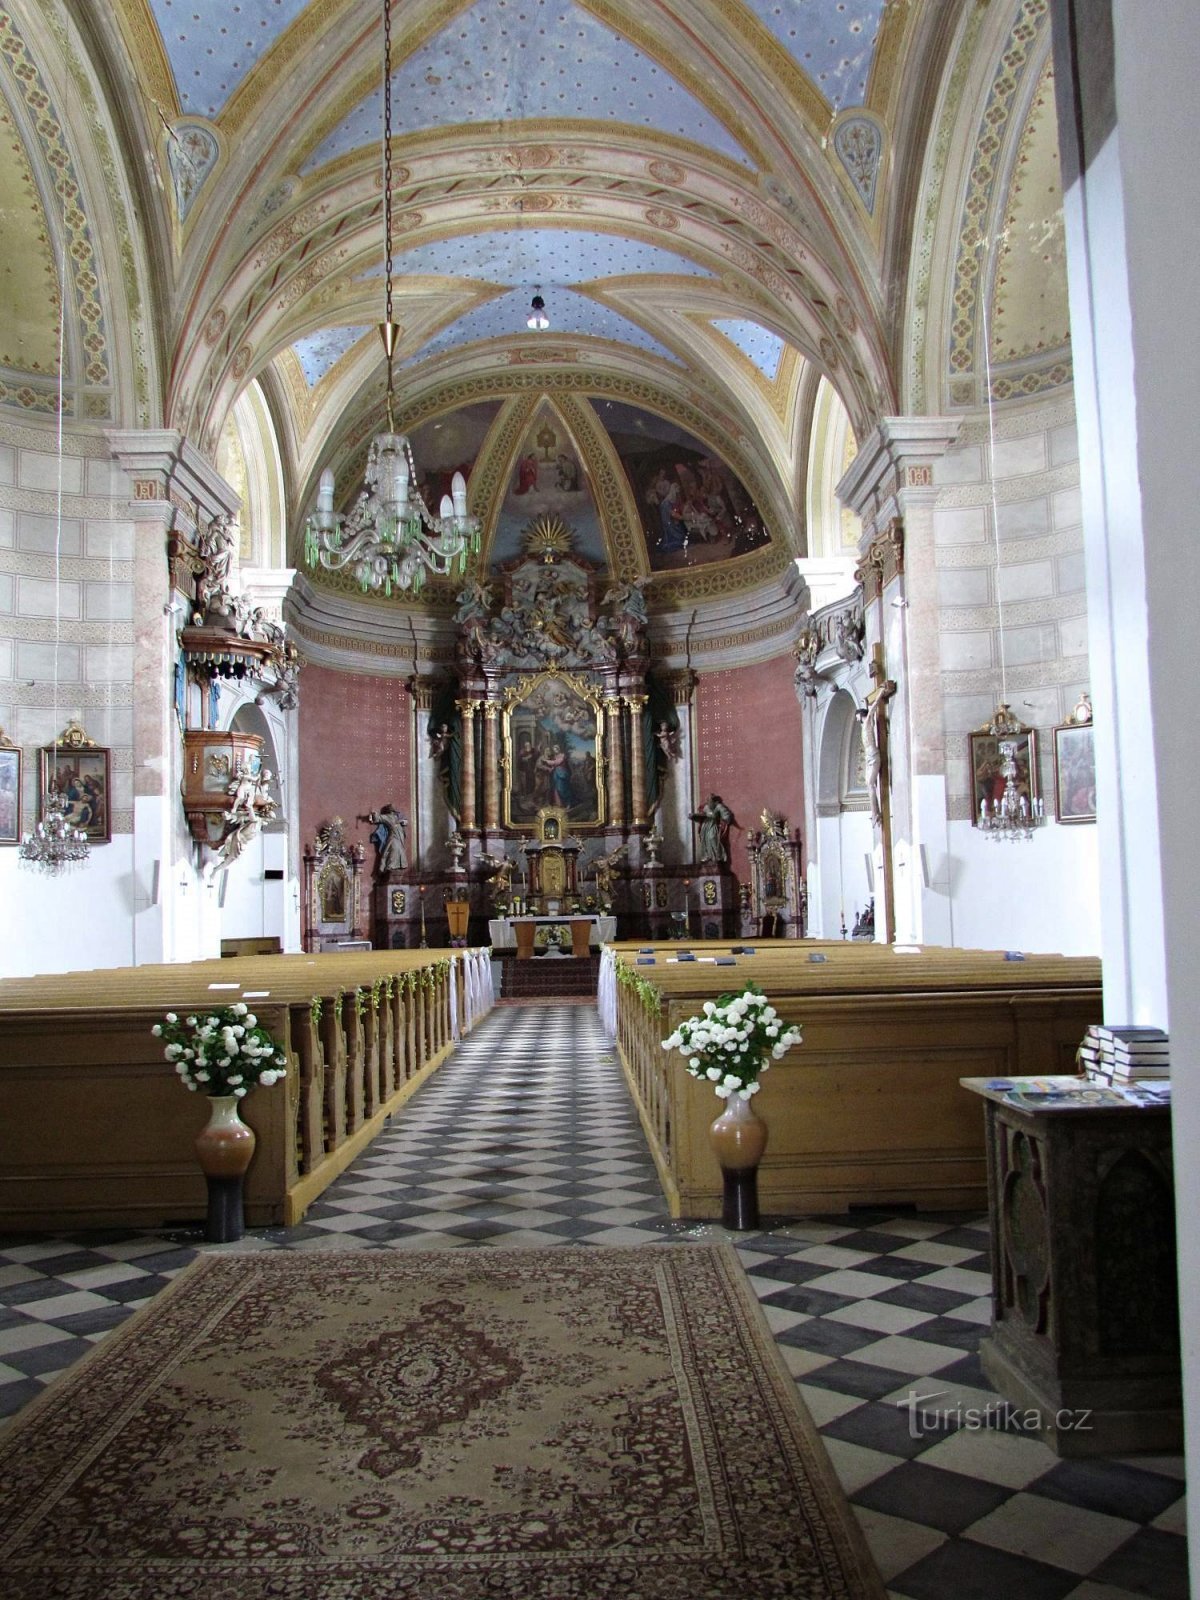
(589, 398), (770, 571)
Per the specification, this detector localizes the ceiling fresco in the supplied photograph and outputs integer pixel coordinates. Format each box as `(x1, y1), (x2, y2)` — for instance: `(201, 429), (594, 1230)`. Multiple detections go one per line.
(0, 1), (1075, 618)
(301, 0), (753, 173)
(491, 401), (606, 568)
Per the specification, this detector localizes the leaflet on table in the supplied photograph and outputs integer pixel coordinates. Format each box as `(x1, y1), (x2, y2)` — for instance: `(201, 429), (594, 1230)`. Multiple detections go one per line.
(985, 1075), (1171, 1108)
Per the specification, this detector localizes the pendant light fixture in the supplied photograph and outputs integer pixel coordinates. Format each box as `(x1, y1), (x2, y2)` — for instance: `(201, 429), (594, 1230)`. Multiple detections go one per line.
(303, 0), (480, 596)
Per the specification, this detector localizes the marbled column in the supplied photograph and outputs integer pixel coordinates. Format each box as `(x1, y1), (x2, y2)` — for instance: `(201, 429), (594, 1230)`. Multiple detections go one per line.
(412, 678), (447, 872)
(482, 702), (501, 832)
(838, 419), (960, 944)
(457, 698), (478, 832)
(604, 696), (626, 829)
(108, 429), (243, 964)
(657, 670), (696, 867)
(626, 694), (647, 827)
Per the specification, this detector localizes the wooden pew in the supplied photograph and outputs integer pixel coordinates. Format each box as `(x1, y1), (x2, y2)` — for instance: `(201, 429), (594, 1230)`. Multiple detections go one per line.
(0, 947), (493, 1232)
(603, 940), (1102, 1218)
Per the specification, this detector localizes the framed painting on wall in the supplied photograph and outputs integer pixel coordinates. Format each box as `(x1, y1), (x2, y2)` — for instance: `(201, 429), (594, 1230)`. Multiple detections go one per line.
(1054, 695), (1096, 823)
(0, 733), (20, 845)
(40, 724), (111, 843)
(969, 708), (1040, 827)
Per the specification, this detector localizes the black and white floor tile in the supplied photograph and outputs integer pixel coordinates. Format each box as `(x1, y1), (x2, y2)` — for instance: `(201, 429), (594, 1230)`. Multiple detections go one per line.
(0, 1003), (1187, 1599)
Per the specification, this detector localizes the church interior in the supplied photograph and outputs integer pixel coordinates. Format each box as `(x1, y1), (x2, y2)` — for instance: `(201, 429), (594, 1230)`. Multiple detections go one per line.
(0, 0), (1196, 1593)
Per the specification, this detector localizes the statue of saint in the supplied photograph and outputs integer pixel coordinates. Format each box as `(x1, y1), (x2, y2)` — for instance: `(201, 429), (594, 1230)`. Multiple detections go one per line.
(691, 793), (733, 865)
(366, 804), (408, 873)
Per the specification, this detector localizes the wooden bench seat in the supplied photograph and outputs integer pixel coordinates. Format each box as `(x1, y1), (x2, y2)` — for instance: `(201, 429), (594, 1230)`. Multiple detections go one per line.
(602, 940), (1102, 1218)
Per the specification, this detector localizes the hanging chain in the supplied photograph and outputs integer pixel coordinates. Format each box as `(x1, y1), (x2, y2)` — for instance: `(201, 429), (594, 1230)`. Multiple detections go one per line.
(382, 0), (393, 323)
(381, 0), (395, 425)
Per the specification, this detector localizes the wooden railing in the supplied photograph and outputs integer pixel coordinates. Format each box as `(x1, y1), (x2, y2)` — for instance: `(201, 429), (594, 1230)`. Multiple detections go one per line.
(0, 947), (494, 1231)
(602, 940), (1103, 1218)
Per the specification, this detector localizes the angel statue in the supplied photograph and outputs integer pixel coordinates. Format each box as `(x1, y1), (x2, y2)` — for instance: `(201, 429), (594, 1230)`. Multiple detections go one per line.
(591, 839), (630, 901)
(477, 851), (515, 902)
(204, 761), (276, 880)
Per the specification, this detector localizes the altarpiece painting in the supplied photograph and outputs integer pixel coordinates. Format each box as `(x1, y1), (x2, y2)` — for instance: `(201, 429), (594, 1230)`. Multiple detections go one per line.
(503, 672), (604, 828)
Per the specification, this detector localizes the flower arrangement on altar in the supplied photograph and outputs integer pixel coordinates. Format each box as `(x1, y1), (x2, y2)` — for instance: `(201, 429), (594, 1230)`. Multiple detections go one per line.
(152, 1003), (288, 1097)
(661, 983), (801, 1100)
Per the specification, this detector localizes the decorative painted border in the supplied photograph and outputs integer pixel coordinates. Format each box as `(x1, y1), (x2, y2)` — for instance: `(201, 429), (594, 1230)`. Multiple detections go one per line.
(946, 0), (1049, 389)
(0, 12), (111, 401)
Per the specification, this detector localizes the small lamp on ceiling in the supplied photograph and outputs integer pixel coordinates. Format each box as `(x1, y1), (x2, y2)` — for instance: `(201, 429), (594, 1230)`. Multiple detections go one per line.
(526, 289), (549, 331)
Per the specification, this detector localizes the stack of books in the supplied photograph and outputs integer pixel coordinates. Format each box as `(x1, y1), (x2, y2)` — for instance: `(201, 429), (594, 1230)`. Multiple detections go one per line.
(1077, 1024), (1170, 1085)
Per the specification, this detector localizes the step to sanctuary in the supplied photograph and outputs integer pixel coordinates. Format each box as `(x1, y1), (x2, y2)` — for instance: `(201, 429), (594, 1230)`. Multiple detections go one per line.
(498, 954), (599, 999)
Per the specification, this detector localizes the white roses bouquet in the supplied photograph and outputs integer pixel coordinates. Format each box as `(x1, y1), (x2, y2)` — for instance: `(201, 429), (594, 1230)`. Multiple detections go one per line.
(661, 982), (801, 1100)
(152, 1003), (287, 1098)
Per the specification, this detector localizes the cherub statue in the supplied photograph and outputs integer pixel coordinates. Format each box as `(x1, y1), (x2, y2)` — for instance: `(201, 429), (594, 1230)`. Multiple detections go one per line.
(205, 762), (275, 880)
(655, 721), (681, 761)
(793, 626), (821, 698)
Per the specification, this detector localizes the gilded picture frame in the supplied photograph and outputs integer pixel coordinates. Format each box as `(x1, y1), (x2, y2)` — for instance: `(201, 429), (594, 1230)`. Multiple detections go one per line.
(1054, 722), (1096, 823)
(969, 723), (1039, 828)
(502, 670), (606, 830)
(40, 733), (111, 843)
(0, 735), (20, 845)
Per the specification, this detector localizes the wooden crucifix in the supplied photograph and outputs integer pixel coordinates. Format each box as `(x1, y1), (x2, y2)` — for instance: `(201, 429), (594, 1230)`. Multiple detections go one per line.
(856, 644), (897, 942)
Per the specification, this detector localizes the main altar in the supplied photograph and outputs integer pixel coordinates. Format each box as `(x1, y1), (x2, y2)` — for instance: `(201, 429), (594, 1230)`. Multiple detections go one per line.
(369, 518), (750, 948)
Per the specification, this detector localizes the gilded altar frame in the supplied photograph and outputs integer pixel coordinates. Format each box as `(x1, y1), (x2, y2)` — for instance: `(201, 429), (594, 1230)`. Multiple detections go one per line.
(501, 669), (607, 830)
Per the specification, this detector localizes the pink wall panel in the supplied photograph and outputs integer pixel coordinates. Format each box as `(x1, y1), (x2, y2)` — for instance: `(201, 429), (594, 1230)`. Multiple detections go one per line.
(693, 655), (805, 881)
(299, 666), (413, 934)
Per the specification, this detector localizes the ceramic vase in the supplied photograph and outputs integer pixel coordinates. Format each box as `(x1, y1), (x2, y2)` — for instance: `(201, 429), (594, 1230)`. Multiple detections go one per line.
(194, 1094), (256, 1243)
(709, 1089), (768, 1231)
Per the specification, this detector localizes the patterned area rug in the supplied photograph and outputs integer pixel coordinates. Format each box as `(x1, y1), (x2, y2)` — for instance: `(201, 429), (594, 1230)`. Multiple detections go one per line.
(0, 1246), (885, 1599)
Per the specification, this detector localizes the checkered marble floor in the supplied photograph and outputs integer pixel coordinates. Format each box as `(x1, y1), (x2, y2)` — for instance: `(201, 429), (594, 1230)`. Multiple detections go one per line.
(0, 1003), (1187, 1599)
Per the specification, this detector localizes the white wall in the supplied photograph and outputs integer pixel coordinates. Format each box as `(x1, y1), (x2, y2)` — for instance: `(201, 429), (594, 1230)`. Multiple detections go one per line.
(0, 420), (140, 978)
(926, 396), (1099, 955)
(1107, 0), (1200, 1563)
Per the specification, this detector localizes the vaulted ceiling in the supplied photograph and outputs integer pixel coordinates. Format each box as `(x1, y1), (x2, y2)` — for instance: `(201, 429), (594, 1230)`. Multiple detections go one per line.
(4, 0), (1069, 616)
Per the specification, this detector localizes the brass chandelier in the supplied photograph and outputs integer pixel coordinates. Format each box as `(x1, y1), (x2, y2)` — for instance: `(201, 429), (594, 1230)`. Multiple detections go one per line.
(303, 0), (479, 596)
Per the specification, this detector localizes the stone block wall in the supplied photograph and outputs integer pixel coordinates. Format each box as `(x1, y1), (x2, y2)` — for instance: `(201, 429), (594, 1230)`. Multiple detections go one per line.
(932, 394), (1090, 820)
(0, 415), (135, 841)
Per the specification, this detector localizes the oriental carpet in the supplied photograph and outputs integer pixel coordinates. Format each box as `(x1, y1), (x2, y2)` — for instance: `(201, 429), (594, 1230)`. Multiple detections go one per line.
(0, 1244), (885, 1599)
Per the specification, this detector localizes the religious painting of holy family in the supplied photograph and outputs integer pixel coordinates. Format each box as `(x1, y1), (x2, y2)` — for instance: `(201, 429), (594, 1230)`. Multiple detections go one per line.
(504, 675), (603, 828)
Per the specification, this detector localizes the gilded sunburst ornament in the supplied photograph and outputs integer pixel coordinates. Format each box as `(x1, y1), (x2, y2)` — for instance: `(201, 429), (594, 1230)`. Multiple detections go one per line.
(522, 515), (576, 558)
